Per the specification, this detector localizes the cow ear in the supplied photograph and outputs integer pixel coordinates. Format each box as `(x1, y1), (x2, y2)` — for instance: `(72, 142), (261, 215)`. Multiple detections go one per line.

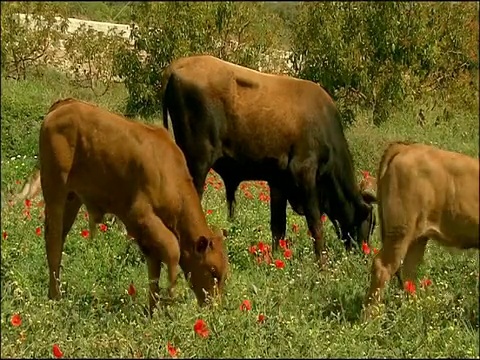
(196, 236), (211, 254)
(362, 189), (377, 204)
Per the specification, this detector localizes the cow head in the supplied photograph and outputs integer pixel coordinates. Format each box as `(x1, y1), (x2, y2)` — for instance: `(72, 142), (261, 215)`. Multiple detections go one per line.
(184, 227), (229, 306)
(355, 189), (377, 245)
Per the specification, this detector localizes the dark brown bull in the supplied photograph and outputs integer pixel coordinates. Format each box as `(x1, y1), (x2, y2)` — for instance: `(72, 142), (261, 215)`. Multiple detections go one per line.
(161, 55), (376, 263)
(39, 98), (229, 314)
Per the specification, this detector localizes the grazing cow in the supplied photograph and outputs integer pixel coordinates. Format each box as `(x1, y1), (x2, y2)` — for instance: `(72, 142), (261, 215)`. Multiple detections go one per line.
(363, 141), (479, 319)
(39, 98), (229, 313)
(161, 55), (376, 263)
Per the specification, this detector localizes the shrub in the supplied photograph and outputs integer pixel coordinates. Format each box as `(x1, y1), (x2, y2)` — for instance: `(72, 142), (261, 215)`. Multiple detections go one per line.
(0, 2), (68, 80)
(289, 2), (479, 126)
(63, 23), (130, 96)
(114, 2), (285, 117)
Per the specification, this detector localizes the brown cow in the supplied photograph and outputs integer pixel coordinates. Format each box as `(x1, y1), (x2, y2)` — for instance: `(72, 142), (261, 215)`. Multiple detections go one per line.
(39, 98), (229, 314)
(363, 141), (479, 319)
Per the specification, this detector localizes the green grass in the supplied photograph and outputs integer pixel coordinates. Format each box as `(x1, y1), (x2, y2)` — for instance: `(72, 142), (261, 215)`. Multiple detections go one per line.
(1, 70), (479, 358)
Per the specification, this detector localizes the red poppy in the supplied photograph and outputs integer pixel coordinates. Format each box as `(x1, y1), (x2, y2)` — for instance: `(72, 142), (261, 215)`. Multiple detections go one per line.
(284, 248), (292, 260)
(84, 212), (89, 220)
(206, 209), (213, 215)
(291, 223), (300, 233)
(256, 256), (263, 265)
(99, 223), (108, 232)
(11, 313), (22, 327)
(52, 344), (63, 358)
(258, 242), (266, 253)
(257, 314), (266, 324)
(361, 170), (370, 179)
(373, 247), (379, 255)
(128, 283), (136, 296)
(321, 214), (327, 223)
(193, 319), (209, 338)
(2, 231), (8, 240)
(35, 227), (42, 236)
(240, 299), (252, 311)
(167, 342), (178, 358)
(81, 229), (90, 238)
(362, 241), (371, 255)
(404, 280), (416, 295)
(274, 259), (285, 269)
(248, 245), (257, 254)
(421, 278), (432, 288)
(24, 199), (31, 208)
(244, 190), (254, 199)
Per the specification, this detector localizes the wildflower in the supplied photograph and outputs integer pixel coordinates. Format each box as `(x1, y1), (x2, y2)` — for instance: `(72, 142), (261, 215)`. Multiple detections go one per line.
(362, 241), (371, 255)
(421, 278), (432, 288)
(373, 247), (379, 255)
(84, 212), (89, 220)
(11, 313), (22, 327)
(240, 299), (252, 311)
(81, 229), (89, 238)
(404, 280), (416, 295)
(291, 223), (300, 233)
(361, 170), (370, 179)
(128, 283), (136, 296)
(35, 227), (42, 236)
(206, 209), (213, 215)
(3, 231), (8, 240)
(24, 209), (31, 220)
(24, 199), (31, 208)
(279, 239), (288, 249)
(258, 242), (266, 253)
(52, 344), (63, 358)
(99, 224), (108, 232)
(248, 245), (257, 254)
(284, 248), (292, 260)
(321, 214), (327, 223)
(193, 319), (209, 338)
(257, 314), (266, 324)
(274, 259), (285, 269)
(167, 342), (178, 358)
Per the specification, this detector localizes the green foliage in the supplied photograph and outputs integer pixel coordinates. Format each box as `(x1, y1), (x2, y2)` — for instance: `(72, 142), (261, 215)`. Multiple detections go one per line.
(1, 2), (69, 80)
(63, 1), (133, 24)
(290, 2), (479, 126)
(0, 68), (128, 161)
(114, 2), (286, 117)
(63, 23), (129, 96)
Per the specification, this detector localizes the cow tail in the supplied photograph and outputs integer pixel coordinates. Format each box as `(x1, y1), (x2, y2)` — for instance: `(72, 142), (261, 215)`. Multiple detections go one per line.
(161, 66), (173, 130)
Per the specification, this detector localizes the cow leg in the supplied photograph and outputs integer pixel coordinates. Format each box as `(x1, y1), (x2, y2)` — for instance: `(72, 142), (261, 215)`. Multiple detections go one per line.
(270, 184), (287, 251)
(44, 199), (67, 300)
(145, 256), (162, 315)
(363, 234), (410, 320)
(224, 178), (239, 221)
(62, 192), (82, 239)
(138, 213), (180, 314)
(398, 237), (428, 286)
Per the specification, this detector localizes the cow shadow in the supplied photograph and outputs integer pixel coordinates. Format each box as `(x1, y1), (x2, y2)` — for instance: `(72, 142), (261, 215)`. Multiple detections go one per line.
(319, 292), (366, 324)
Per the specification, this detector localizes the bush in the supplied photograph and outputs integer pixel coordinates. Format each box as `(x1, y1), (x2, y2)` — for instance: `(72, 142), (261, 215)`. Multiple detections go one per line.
(1, 2), (68, 80)
(114, 2), (286, 117)
(63, 23), (130, 96)
(289, 2), (479, 126)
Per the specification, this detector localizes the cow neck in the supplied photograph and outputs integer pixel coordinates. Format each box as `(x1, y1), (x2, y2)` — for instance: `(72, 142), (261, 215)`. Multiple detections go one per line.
(177, 199), (212, 248)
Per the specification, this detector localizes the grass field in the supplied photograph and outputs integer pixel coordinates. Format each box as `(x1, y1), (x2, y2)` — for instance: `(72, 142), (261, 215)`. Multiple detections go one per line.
(1, 69), (479, 358)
